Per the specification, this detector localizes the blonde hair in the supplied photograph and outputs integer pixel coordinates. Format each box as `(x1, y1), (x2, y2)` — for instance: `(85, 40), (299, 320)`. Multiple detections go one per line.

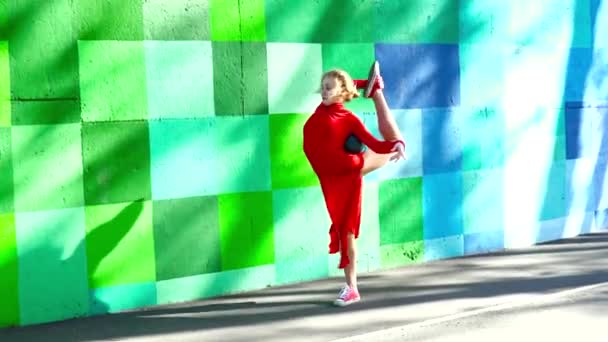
(321, 69), (360, 102)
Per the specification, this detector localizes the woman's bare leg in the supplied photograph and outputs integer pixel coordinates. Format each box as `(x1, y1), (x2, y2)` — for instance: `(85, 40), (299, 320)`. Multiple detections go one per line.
(361, 89), (402, 176)
(344, 233), (357, 292)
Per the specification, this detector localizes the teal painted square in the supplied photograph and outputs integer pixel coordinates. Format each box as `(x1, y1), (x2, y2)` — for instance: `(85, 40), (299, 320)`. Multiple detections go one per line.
(0, 127), (13, 214)
(459, 0), (510, 44)
(265, 0), (374, 42)
(76, 0), (144, 40)
(269, 114), (318, 189)
(267, 43), (322, 114)
(145, 41), (214, 119)
(82, 121), (151, 205)
(16, 208), (89, 325)
(321, 43), (376, 113)
(273, 187), (330, 285)
(156, 265), (276, 304)
(8, 0), (79, 101)
(460, 44), (506, 108)
(90, 282), (157, 315)
(219, 192), (274, 271)
(462, 169), (504, 234)
(424, 235), (464, 261)
(149, 118), (218, 199)
(462, 107), (505, 170)
(539, 161), (567, 221)
(212, 42), (269, 115)
(507, 0), (591, 48)
(79, 41), (148, 122)
(143, 0), (210, 40)
(12, 124), (84, 212)
(374, 0), (459, 43)
(379, 177), (424, 245)
(153, 196), (221, 280)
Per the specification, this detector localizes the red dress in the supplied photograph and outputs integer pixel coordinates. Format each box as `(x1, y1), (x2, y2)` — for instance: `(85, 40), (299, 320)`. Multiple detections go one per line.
(303, 102), (404, 269)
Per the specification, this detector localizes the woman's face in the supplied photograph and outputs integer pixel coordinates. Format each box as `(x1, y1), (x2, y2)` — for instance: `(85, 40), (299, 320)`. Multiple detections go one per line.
(321, 76), (342, 105)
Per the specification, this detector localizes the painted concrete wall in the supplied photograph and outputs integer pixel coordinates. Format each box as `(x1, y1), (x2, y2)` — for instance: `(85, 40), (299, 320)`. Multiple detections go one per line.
(1, 0), (608, 328)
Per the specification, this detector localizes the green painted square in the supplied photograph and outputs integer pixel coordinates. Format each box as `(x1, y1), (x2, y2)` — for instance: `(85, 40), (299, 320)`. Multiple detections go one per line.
(379, 177), (423, 245)
(322, 43), (376, 113)
(0, 127), (12, 214)
(79, 41), (148, 122)
(85, 201), (156, 288)
(265, 0), (374, 42)
(462, 107), (505, 171)
(16, 208), (89, 325)
(0, 0), (7, 40)
(269, 114), (318, 189)
(143, 0), (210, 40)
(11, 100), (80, 125)
(212, 42), (269, 115)
(8, 0), (79, 100)
(374, 0), (459, 43)
(0, 41), (8, 127)
(240, 0), (266, 41)
(273, 187), (330, 284)
(82, 121), (151, 205)
(0, 213), (18, 328)
(267, 43), (322, 114)
(210, 0), (239, 41)
(153, 196), (221, 280)
(219, 192), (274, 271)
(145, 41), (215, 119)
(76, 0), (144, 40)
(380, 241), (424, 269)
(12, 124), (84, 212)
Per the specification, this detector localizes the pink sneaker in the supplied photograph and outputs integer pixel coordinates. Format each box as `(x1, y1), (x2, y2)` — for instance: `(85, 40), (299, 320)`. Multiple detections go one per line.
(333, 285), (360, 307)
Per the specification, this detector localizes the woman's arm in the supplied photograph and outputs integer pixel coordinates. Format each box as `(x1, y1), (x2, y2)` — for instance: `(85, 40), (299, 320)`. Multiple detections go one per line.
(348, 114), (404, 154)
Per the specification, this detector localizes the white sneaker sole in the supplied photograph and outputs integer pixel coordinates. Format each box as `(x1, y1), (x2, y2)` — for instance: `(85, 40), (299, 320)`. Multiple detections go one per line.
(333, 297), (361, 307)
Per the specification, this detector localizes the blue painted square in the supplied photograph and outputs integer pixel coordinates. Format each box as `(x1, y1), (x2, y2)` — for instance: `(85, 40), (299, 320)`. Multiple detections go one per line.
(539, 161), (567, 221)
(564, 48), (593, 103)
(360, 109), (423, 182)
(595, 208), (608, 231)
(535, 217), (567, 244)
(565, 104), (596, 159)
(566, 158), (596, 213)
(90, 282), (157, 315)
(464, 230), (504, 255)
(424, 235), (464, 262)
(375, 44), (460, 109)
(423, 172), (463, 239)
(422, 108), (463, 174)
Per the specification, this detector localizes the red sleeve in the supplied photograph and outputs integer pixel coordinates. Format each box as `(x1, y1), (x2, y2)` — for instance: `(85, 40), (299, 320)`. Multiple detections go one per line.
(348, 114), (404, 154)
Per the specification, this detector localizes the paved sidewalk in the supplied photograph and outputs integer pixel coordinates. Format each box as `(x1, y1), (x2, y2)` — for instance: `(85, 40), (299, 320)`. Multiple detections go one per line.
(2, 232), (608, 342)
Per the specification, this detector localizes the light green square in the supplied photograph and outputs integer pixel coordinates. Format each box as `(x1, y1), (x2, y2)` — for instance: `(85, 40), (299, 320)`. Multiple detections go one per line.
(273, 187), (330, 285)
(79, 41), (148, 122)
(380, 241), (424, 269)
(12, 124), (84, 212)
(16, 208), (90, 325)
(269, 114), (318, 189)
(374, 0), (459, 44)
(379, 177), (424, 245)
(219, 192), (274, 271)
(210, 0), (240, 41)
(240, 0), (266, 41)
(143, 0), (211, 40)
(85, 201), (156, 288)
(267, 43), (322, 114)
(76, 0), (144, 40)
(322, 43), (376, 113)
(0, 213), (18, 328)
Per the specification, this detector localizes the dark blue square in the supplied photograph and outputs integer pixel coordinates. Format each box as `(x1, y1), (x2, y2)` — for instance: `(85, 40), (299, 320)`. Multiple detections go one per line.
(423, 173), (463, 239)
(422, 108), (463, 174)
(565, 104), (586, 159)
(376, 43), (460, 109)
